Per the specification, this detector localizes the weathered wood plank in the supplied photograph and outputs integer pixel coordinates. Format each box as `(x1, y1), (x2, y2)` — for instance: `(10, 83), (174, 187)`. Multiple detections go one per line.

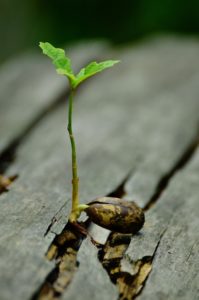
(124, 72), (199, 208)
(129, 148), (199, 300)
(0, 41), (107, 153)
(0, 36), (199, 300)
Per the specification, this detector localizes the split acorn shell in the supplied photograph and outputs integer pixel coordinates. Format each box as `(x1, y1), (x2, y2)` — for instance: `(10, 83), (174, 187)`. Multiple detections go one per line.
(85, 197), (145, 234)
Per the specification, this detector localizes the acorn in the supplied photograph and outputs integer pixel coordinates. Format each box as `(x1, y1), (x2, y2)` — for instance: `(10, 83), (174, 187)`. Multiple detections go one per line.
(85, 197), (145, 234)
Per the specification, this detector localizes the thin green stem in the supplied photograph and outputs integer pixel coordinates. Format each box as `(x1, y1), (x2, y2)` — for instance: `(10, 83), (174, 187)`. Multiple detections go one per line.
(67, 88), (80, 222)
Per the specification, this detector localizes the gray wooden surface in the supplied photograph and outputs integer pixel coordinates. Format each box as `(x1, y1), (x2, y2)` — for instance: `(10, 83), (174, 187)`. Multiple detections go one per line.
(0, 36), (198, 300)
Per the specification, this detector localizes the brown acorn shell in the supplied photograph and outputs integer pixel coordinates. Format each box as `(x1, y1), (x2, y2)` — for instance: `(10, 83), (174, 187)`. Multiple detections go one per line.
(85, 197), (145, 234)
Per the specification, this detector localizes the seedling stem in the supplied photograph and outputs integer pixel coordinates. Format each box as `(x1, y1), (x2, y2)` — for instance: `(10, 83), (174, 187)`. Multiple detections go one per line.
(39, 42), (119, 223)
(67, 88), (80, 222)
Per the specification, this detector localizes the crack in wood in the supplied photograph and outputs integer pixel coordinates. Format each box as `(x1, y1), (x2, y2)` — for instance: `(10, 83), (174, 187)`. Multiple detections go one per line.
(107, 174), (129, 198)
(98, 232), (132, 284)
(31, 221), (88, 300)
(0, 89), (68, 175)
(98, 230), (166, 300)
(44, 203), (67, 237)
(117, 257), (152, 300)
(144, 129), (199, 211)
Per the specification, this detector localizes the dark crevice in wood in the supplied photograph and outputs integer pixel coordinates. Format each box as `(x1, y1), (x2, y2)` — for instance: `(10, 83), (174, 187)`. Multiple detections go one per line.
(44, 203), (66, 237)
(117, 256), (152, 300)
(31, 221), (89, 300)
(107, 176), (127, 198)
(98, 229), (166, 300)
(0, 89), (68, 175)
(98, 232), (132, 284)
(127, 229), (166, 300)
(144, 129), (199, 211)
(107, 170), (135, 199)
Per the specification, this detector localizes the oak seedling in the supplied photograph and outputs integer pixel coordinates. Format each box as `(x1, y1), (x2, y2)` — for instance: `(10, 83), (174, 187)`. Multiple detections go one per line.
(39, 42), (144, 234)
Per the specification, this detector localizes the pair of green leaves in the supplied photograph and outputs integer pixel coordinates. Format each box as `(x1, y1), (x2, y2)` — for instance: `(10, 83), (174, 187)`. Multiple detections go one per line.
(39, 42), (119, 89)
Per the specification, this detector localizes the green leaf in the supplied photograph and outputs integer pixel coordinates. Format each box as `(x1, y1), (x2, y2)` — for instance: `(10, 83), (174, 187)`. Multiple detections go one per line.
(39, 42), (120, 89)
(39, 42), (75, 81)
(73, 60), (120, 88)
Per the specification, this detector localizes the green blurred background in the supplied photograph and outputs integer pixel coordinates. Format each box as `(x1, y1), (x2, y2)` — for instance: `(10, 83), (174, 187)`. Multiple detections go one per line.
(0, 0), (199, 63)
